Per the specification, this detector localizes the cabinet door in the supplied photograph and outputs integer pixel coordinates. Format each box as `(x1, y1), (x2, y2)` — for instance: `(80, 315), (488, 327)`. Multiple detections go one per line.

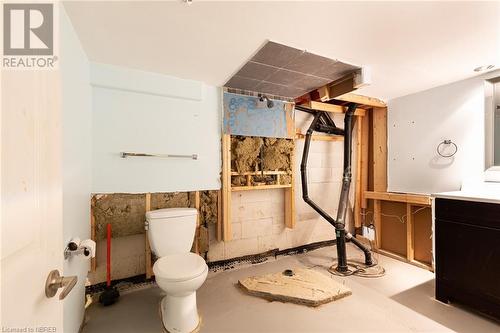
(435, 218), (500, 304)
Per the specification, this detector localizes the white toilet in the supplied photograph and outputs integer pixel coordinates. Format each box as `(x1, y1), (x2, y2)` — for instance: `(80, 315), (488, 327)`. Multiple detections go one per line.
(146, 208), (208, 333)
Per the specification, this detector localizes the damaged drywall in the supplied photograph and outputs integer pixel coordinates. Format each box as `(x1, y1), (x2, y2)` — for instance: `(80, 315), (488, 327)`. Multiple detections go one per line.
(230, 136), (294, 186)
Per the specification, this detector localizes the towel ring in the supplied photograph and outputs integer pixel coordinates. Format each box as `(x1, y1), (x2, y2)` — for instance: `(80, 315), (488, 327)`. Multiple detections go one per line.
(436, 140), (457, 158)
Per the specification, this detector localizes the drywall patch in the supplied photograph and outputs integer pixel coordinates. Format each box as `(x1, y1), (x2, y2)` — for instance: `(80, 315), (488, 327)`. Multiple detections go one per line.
(92, 194), (146, 240)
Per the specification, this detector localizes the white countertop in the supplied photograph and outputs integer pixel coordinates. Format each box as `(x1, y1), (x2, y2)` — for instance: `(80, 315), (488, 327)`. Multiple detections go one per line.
(432, 182), (500, 204)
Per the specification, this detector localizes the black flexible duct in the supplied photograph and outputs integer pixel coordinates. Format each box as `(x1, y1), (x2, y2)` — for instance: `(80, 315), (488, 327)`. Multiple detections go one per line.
(299, 103), (373, 271)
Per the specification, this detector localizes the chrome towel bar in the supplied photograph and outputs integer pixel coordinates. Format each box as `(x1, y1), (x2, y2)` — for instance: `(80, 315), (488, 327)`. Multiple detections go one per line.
(120, 152), (198, 160)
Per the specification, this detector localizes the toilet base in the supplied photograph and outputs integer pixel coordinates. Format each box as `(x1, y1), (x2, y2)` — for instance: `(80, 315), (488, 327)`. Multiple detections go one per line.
(159, 294), (201, 333)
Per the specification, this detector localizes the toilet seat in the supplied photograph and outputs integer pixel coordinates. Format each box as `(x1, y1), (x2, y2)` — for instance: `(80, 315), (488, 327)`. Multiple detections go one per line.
(154, 253), (207, 282)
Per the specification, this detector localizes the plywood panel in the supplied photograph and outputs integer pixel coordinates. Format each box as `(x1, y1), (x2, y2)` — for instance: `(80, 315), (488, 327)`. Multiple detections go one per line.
(413, 206), (433, 264)
(380, 201), (407, 256)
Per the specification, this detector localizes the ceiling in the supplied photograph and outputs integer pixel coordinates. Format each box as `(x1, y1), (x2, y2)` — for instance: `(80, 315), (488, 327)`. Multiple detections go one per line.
(64, 1), (500, 101)
(225, 41), (360, 98)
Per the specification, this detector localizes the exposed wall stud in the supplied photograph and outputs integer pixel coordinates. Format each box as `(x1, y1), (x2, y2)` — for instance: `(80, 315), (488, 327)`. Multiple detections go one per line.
(90, 202), (96, 272)
(194, 191), (201, 254)
(221, 134), (232, 241)
(406, 204), (415, 262)
(145, 193), (153, 279)
(354, 115), (363, 229)
(285, 145), (296, 229)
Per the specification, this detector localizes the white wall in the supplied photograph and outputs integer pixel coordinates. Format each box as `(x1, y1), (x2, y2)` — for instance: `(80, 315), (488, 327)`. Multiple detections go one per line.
(60, 5), (92, 333)
(90, 63), (221, 193)
(388, 70), (500, 195)
(208, 111), (356, 261)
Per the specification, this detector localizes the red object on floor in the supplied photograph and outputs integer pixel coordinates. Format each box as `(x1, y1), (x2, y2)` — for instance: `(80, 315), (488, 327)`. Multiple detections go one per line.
(106, 223), (111, 287)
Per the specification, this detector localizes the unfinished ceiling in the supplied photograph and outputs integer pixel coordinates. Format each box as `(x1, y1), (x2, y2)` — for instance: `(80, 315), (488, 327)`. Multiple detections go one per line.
(63, 1), (500, 101)
(225, 41), (360, 98)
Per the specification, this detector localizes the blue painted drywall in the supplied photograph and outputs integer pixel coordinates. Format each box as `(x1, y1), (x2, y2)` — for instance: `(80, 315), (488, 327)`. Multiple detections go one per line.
(223, 92), (294, 138)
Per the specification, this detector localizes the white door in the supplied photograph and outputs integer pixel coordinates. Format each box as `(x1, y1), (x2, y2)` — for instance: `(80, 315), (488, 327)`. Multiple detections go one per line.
(1, 70), (65, 331)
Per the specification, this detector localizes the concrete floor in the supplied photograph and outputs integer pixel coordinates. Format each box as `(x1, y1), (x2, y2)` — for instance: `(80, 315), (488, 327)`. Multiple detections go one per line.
(83, 244), (500, 333)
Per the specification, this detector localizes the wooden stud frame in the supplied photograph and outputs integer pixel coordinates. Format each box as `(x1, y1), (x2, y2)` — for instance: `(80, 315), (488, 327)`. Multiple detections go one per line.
(299, 100), (366, 116)
(354, 115), (363, 229)
(372, 106), (387, 250)
(360, 114), (370, 212)
(221, 134), (232, 241)
(194, 191), (201, 254)
(284, 143), (296, 229)
(221, 134), (297, 241)
(145, 193), (153, 279)
(406, 203), (414, 262)
(90, 189), (221, 279)
(90, 201), (96, 272)
(221, 95), (375, 241)
(361, 106), (433, 271)
(216, 191), (223, 241)
(295, 129), (344, 142)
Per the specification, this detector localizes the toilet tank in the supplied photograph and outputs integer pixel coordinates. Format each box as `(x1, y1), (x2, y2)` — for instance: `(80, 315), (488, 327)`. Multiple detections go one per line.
(146, 208), (197, 257)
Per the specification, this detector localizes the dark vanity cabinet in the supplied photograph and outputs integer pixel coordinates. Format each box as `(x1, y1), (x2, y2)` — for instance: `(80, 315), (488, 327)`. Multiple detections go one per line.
(435, 198), (500, 321)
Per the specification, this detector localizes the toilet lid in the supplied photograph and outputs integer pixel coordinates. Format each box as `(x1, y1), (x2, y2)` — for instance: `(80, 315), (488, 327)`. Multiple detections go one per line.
(153, 253), (207, 282)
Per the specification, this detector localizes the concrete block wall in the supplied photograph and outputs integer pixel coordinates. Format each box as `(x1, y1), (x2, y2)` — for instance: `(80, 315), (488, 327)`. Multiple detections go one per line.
(207, 111), (357, 261)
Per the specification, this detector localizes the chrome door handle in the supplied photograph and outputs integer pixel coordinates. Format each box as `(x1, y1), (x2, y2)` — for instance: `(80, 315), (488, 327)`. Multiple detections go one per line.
(45, 270), (78, 300)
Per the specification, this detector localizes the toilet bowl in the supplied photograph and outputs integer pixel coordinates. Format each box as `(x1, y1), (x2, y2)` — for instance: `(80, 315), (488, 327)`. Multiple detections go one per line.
(146, 208), (207, 333)
(154, 253), (208, 333)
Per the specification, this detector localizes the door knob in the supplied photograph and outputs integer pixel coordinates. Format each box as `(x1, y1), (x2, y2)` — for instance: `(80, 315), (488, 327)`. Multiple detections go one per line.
(45, 270), (78, 300)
